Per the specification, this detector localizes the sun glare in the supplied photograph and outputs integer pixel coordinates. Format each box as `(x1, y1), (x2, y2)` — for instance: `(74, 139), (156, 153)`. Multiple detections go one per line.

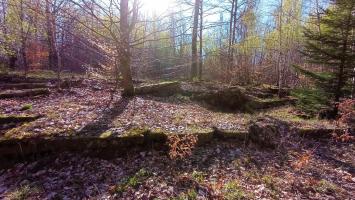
(141, 0), (174, 14)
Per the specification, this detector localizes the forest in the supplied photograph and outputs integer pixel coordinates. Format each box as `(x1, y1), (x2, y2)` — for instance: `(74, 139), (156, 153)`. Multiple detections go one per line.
(0, 0), (354, 199)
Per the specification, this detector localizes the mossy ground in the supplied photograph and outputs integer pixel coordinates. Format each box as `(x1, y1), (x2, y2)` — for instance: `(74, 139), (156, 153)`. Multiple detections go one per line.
(0, 70), (84, 80)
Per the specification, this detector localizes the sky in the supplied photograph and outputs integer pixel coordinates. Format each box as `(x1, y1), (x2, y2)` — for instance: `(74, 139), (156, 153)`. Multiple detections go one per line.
(140, 0), (175, 15)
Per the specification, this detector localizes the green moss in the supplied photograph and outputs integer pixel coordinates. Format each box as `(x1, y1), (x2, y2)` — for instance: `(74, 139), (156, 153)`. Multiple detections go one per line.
(99, 130), (113, 138)
(20, 104), (32, 111)
(186, 126), (214, 144)
(264, 106), (304, 122)
(6, 185), (40, 200)
(244, 170), (261, 181)
(223, 181), (251, 200)
(191, 170), (204, 183)
(7, 186), (31, 200)
(123, 127), (150, 137)
(5, 70), (83, 80)
(173, 113), (185, 125)
(173, 189), (198, 200)
(216, 129), (248, 140)
(262, 175), (277, 191)
(315, 179), (340, 194)
(112, 168), (152, 195)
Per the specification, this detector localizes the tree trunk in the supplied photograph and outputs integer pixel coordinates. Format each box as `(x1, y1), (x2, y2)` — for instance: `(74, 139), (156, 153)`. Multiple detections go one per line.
(231, 0), (238, 66)
(198, 0), (203, 80)
(45, 0), (58, 70)
(9, 54), (17, 69)
(191, 0), (200, 80)
(57, 28), (65, 90)
(19, 0), (28, 76)
(228, 0), (235, 73)
(120, 0), (134, 96)
(277, 0), (283, 98)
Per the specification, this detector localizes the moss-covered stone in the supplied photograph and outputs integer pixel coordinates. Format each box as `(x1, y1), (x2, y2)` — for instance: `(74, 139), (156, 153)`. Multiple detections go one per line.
(0, 115), (43, 124)
(193, 87), (252, 111)
(135, 81), (181, 96)
(99, 130), (113, 138)
(144, 129), (168, 143)
(192, 127), (214, 145)
(249, 97), (297, 110)
(297, 127), (344, 139)
(248, 117), (290, 148)
(214, 129), (248, 140)
(0, 88), (50, 99)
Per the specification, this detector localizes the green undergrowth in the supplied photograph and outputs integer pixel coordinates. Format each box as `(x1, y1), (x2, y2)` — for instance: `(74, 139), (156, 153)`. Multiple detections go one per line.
(314, 179), (342, 194)
(6, 185), (41, 200)
(263, 106), (312, 122)
(173, 189), (198, 200)
(223, 180), (253, 200)
(291, 88), (330, 116)
(112, 168), (152, 195)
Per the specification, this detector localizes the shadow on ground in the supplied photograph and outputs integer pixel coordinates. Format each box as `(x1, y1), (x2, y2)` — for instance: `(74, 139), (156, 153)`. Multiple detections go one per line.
(75, 97), (132, 136)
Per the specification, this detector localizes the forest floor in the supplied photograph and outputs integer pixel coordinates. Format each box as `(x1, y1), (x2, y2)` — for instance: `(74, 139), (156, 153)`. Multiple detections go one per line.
(0, 137), (354, 199)
(0, 80), (337, 139)
(0, 76), (354, 199)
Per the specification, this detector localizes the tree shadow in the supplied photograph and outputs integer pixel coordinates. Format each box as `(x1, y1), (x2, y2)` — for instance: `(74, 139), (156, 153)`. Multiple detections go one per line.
(75, 97), (132, 136)
(138, 94), (251, 114)
(313, 143), (355, 174)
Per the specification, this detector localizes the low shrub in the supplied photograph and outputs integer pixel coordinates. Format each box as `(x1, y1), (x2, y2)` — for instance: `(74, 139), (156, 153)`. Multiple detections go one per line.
(291, 87), (330, 117)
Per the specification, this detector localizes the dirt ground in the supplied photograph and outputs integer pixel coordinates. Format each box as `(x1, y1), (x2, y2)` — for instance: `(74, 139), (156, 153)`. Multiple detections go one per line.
(0, 80), (354, 199)
(0, 82), (337, 139)
(0, 138), (354, 199)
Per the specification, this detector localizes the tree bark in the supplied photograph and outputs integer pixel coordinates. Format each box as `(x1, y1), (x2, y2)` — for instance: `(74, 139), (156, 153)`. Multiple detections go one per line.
(228, 0), (235, 72)
(19, 0), (28, 76)
(231, 0), (238, 66)
(45, 0), (58, 70)
(191, 0), (200, 80)
(277, 0), (283, 98)
(199, 0), (203, 80)
(120, 0), (134, 96)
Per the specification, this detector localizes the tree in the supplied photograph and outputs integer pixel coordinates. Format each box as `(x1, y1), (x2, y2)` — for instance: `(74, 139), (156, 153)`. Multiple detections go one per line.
(120, 0), (134, 96)
(277, 0), (283, 97)
(198, 0), (203, 80)
(298, 0), (355, 112)
(191, 0), (200, 80)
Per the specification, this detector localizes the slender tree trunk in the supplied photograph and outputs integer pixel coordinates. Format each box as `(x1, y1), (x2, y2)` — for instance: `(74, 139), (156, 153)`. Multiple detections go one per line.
(198, 0), (203, 80)
(45, 0), (58, 70)
(228, 0), (235, 73)
(277, 0), (283, 97)
(352, 68), (355, 98)
(120, 0), (134, 96)
(191, 0), (200, 80)
(57, 27), (65, 90)
(1, 0), (16, 70)
(9, 55), (17, 69)
(19, 0), (28, 76)
(315, 0), (322, 36)
(231, 0), (238, 66)
(170, 14), (176, 57)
